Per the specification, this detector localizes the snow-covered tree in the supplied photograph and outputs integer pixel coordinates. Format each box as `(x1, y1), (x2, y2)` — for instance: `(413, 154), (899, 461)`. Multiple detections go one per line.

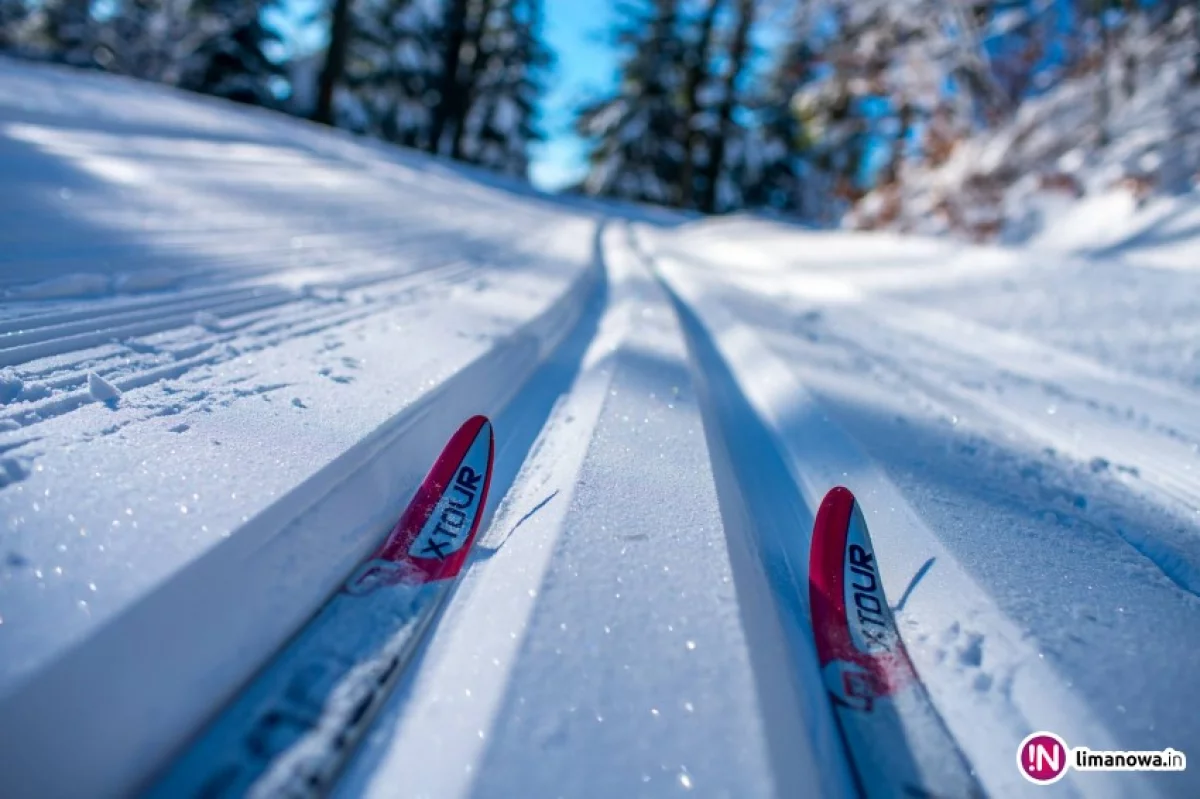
(764, 0), (1004, 206)
(34, 0), (112, 69)
(106, 0), (191, 82)
(575, 0), (688, 206)
(0, 0), (30, 51)
(313, 0), (352, 123)
(342, 0), (440, 145)
(698, 0), (755, 213)
(179, 0), (284, 106)
(453, 0), (552, 176)
(427, 0), (472, 153)
(678, 0), (721, 210)
(744, 31), (832, 219)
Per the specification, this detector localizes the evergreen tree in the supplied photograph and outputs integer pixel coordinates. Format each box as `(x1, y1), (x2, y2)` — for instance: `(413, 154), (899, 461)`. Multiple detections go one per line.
(108, 0), (189, 82)
(313, 0), (352, 123)
(576, 0), (687, 206)
(180, 0), (284, 106)
(428, 0), (472, 154)
(36, 0), (111, 69)
(446, 0), (496, 160)
(678, 0), (722, 210)
(699, 0), (755, 213)
(343, 0), (439, 145)
(454, 0), (552, 176)
(0, 0), (29, 51)
(747, 32), (829, 218)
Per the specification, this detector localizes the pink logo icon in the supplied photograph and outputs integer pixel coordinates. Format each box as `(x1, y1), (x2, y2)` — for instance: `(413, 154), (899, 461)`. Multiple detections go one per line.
(1018, 731), (1069, 785)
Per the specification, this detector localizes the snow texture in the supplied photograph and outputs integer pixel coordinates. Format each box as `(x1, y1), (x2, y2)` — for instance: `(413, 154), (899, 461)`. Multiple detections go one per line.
(0, 57), (1197, 799)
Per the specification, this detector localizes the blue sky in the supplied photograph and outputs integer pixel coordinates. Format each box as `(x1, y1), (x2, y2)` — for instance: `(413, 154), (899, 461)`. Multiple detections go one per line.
(529, 5), (619, 191)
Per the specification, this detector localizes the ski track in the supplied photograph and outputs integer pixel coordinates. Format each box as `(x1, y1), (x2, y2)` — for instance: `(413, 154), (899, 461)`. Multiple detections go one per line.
(3, 59), (1198, 799)
(709, 269), (1200, 597)
(332, 223), (846, 799)
(650, 249), (1157, 798)
(0, 259), (484, 430)
(646, 225), (1200, 798)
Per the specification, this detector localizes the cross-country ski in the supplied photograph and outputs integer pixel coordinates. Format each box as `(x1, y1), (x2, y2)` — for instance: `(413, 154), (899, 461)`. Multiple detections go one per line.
(145, 416), (494, 799)
(809, 486), (982, 799)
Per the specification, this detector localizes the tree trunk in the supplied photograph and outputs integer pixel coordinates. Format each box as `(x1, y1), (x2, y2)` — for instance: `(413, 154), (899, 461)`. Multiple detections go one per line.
(429, 0), (471, 156)
(680, 0), (721, 210)
(450, 0), (497, 162)
(1096, 1), (1111, 147)
(699, 0), (754, 214)
(1193, 0), (1200, 83)
(312, 0), (352, 125)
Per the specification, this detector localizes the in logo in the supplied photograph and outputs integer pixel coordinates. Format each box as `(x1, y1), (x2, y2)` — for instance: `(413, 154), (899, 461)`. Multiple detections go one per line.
(1018, 731), (1069, 785)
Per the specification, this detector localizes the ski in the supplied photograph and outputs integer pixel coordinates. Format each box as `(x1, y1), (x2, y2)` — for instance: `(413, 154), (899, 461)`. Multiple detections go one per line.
(809, 486), (982, 799)
(146, 415), (495, 799)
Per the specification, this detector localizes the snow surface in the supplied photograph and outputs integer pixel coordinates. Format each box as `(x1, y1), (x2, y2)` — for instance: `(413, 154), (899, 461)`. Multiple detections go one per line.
(1, 58), (1198, 799)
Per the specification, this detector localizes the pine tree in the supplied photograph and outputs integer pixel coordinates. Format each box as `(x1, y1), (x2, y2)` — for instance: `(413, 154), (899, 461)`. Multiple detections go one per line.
(453, 0), (552, 176)
(428, 0), (472, 154)
(698, 0), (755, 214)
(180, 0), (284, 106)
(576, 0), (687, 206)
(0, 0), (29, 51)
(108, 0), (189, 82)
(36, 0), (111, 69)
(747, 33), (828, 218)
(678, 0), (722, 210)
(313, 0), (352, 123)
(343, 0), (439, 145)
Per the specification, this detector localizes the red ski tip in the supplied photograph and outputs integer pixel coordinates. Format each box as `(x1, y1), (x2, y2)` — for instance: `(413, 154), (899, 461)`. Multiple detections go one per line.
(809, 485), (916, 710)
(344, 415), (494, 594)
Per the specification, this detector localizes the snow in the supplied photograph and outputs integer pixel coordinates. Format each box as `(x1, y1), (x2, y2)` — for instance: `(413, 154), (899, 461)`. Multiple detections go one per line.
(85, 372), (122, 405)
(1, 57), (1198, 799)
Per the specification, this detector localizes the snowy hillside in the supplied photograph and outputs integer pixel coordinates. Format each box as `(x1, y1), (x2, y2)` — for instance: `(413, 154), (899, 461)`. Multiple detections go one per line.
(1, 58), (1198, 799)
(849, 7), (1200, 245)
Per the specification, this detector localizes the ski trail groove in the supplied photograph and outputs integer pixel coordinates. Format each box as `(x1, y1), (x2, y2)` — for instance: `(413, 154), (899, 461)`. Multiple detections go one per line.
(648, 237), (1159, 799)
(735, 282), (1200, 600)
(0, 218), (607, 799)
(0, 261), (479, 430)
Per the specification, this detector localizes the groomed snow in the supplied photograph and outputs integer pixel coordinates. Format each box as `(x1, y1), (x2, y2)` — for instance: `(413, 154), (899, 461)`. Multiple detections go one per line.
(1, 58), (1198, 799)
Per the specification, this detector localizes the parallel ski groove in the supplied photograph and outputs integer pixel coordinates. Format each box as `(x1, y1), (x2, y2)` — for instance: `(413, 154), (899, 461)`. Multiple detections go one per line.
(650, 237), (1162, 799)
(0, 284), (283, 336)
(146, 417), (495, 799)
(0, 227), (489, 297)
(0, 289), (297, 365)
(0, 261), (481, 428)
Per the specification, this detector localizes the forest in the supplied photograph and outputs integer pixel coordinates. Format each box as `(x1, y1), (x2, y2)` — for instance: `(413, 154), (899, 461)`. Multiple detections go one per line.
(2, 0), (1197, 234)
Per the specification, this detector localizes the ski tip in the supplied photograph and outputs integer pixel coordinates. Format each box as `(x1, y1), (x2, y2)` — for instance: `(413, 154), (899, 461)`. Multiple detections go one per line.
(813, 486), (857, 546)
(464, 413), (493, 437)
(344, 415), (495, 594)
(820, 485), (856, 509)
(810, 484), (916, 707)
